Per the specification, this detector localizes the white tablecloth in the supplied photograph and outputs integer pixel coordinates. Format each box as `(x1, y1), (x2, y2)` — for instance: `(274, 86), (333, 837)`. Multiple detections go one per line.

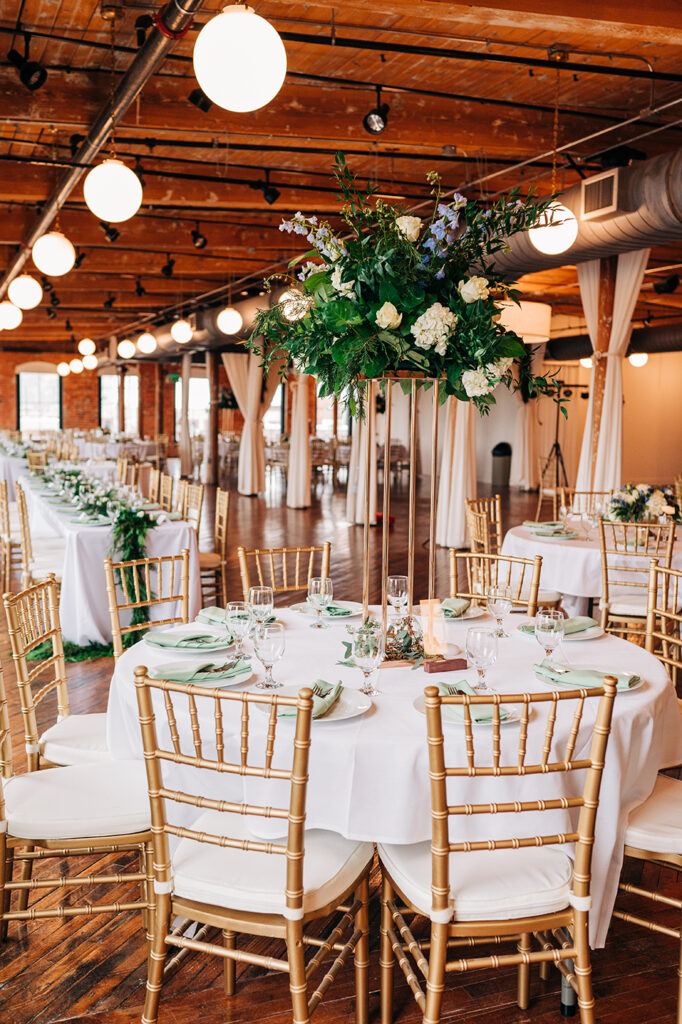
(24, 481), (202, 645)
(106, 607), (682, 947)
(0, 454), (29, 501)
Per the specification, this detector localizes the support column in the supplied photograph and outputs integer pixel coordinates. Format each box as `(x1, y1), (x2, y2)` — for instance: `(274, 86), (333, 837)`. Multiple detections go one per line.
(118, 367), (126, 434)
(206, 350), (220, 485)
(589, 255), (617, 488)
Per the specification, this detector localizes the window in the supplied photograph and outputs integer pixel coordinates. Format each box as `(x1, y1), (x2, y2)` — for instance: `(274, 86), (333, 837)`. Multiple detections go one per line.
(263, 382), (285, 441)
(17, 372), (61, 432)
(123, 374), (139, 434)
(175, 377), (210, 438)
(99, 375), (119, 432)
(316, 383), (350, 440)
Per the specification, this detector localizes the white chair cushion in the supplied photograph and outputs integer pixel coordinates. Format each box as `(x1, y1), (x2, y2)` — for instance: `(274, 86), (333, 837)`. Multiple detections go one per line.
(3, 760), (151, 840)
(608, 592), (648, 617)
(172, 811), (373, 917)
(40, 713), (111, 766)
(378, 841), (573, 922)
(624, 775), (682, 855)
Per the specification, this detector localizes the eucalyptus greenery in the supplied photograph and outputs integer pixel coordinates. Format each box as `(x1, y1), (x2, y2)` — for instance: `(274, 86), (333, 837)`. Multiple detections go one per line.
(250, 153), (561, 415)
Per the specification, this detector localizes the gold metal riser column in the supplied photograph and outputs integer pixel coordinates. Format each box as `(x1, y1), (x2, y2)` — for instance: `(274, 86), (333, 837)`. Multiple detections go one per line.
(428, 382), (440, 601)
(381, 384), (392, 633)
(407, 380), (418, 615)
(362, 381), (374, 621)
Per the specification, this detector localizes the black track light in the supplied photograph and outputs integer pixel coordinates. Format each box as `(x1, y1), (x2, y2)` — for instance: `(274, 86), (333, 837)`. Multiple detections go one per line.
(188, 87), (213, 113)
(103, 294), (116, 310)
(99, 221), (119, 243)
(191, 222), (207, 249)
(46, 308), (56, 320)
(135, 14), (153, 47)
(50, 292), (60, 307)
(73, 249), (86, 269)
(135, 278), (146, 297)
(8, 32), (47, 92)
(134, 157), (146, 188)
(363, 85), (389, 135)
(161, 253), (175, 278)
(249, 168), (280, 205)
(653, 274), (679, 295)
(40, 274), (53, 293)
(65, 318), (72, 331)
(69, 133), (85, 157)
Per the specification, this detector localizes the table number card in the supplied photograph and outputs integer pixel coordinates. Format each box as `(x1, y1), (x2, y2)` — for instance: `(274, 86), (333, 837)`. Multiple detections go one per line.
(420, 599), (448, 658)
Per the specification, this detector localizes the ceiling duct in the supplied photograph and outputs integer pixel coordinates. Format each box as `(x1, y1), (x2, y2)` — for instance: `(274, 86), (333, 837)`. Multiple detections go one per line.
(546, 320), (682, 362)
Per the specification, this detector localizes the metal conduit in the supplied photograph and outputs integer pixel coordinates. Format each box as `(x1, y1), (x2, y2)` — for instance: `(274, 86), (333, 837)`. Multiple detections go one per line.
(0, 0), (207, 299)
(546, 320), (682, 361)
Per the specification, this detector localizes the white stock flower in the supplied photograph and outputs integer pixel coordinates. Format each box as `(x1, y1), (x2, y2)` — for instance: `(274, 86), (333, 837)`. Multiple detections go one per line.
(330, 265), (356, 299)
(395, 215), (422, 242)
(648, 490), (667, 517)
(458, 276), (490, 303)
(376, 301), (403, 330)
(461, 368), (494, 398)
(410, 302), (457, 355)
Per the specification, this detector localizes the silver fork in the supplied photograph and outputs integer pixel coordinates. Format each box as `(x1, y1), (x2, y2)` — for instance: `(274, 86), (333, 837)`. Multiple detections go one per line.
(312, 682), (330, 697)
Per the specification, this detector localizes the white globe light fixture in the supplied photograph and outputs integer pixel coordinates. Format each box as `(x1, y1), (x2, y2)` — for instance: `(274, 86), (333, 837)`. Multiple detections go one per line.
(628, 352), (648, 367)
(137, 331), (158, 354)
(83, 159), (143, 223)
(117, 339), (136, 360)
(32, 231), (76, 276)
(579, 357), (593, 369)
(82, 354), (98, 370)
(57, 362), (70, 377)
(0, 301), (23, 330)
(8, 274), (43, 310)
(529, 202), (578, 256)
(170, 318), (193, 344)
(216, 305), (243, 335)
(193, 5), (287, 113)
(77, 337), (96, 356)
(69, 358), (84, 374)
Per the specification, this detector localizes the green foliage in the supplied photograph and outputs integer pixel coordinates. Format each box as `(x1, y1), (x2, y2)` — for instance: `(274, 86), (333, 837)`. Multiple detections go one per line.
(26, 639), (114, 662)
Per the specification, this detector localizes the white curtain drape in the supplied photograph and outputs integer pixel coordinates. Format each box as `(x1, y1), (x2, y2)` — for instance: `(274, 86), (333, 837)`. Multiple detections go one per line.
(179, 353), (193, 477)
(575, 250), (649, 491)
(346, 415), (377, 525)
(436, 398), (477, 549)
(221, 351), (285, 495)
(287, 373), (311, 508)
(509, 400), (538, 490)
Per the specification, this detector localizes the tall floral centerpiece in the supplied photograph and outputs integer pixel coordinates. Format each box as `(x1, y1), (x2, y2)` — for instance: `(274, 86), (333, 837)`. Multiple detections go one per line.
(607, 483), (680, 523)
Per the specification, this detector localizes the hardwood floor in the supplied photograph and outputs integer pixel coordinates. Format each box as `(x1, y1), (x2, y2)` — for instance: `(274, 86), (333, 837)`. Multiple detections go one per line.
(1, 472), (679, 1024)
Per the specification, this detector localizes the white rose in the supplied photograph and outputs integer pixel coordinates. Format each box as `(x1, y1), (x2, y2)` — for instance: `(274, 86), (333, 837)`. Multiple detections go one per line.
(461, 368), (494, 398)
(486, 357), (514, 379)
(395, 215), (422, 242)
(458, 276), (490, 303)
(376, 301), (403, 330)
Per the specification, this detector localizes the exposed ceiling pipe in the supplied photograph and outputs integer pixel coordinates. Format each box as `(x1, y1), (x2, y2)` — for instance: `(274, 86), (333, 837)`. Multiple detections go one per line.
(0, 0), (208, 300)
(546, 320), (682, 361)
(494, 148), (682, 276)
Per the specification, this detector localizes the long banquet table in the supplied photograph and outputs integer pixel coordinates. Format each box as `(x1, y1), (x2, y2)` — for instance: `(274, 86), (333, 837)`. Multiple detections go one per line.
(106, 605), (682, 947)
(0, 453), (29, 501)
(23, 477), (202, 645)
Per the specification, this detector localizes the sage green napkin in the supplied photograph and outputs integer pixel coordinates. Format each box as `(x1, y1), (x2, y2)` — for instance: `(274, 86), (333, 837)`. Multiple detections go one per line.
(278, 680), (343, 719)
(436, 679), (510, 722)
(530, 524), (571, 536)
(520, 616), (597, 636)
(145, 630), (226, 649)
(148, 658), (250, 683)
(305, 601), (351, 617)
(523, 520), (562, 529)
(196, 606), (228, 626)
(533, 658), (639, 691)
(441, 597), (471, 618)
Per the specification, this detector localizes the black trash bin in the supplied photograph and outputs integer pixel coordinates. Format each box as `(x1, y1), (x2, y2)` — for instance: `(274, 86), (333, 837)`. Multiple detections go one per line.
(491, 441), (512, 487)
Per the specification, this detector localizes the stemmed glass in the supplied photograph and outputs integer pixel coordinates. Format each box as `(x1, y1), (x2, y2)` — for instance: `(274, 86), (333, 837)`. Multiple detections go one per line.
(534, 610), (565, 662)
(387, 575), (409, 622)
(254, 622), (286, 689)
(352, 627), (384, 696)
(308, 577), (333, 629)
(248, 586), (274, 628)
(465, 628), (498, 693)
(225, 601), (251, 657)
(486, 585), (512, 639)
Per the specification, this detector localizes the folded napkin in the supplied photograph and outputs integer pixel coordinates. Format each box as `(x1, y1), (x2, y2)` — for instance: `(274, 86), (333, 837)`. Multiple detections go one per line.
(141, 502), (160, 510)
(148, 658), (250, 683)
(520, 616), (597, 636)
(441, 597), (471, 618)
(523, 520), (562, 529)
(278, 680), (343, 719)
(436, 679), (510, 722)
(533, 658), (639, 691)
(533, 528), (580, 539)
(305, 601), (351, 617)
(196, 606), (228, 625)
(146, 630), (226, 649)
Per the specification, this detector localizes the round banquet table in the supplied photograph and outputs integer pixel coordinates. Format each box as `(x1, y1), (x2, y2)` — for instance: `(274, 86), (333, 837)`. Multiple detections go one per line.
(0, 453), (29, 501)
(106, 607), (682, 947)
(502, 524), (682, 616)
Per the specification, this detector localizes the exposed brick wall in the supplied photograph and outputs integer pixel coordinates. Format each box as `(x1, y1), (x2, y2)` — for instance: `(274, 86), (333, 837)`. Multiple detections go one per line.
(0, 350), (99, 430)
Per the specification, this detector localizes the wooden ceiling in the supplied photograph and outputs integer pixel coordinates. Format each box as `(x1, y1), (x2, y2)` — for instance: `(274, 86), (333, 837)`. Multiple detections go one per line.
(3, 0), (682, 354)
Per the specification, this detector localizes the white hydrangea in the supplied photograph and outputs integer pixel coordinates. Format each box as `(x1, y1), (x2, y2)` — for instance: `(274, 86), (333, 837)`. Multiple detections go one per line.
(458, 276), (490, 303)
(330, 265), (355, 299)
(647, 489), (668, 517)
(461, 368), (494, 398)
(395, 215), (422, 242)
(486, 357), (514, 379)
(410, 302), (457, 356)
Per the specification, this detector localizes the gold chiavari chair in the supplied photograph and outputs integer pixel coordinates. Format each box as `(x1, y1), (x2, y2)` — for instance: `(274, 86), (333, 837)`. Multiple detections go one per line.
(534, 455), (560, 522)
(448, 550), (558, 615)
(126, 460), (140, 490)
(150, 434), (168, 472)
(237, 543), (331, 602)
(15, 483), (65, 590)
(378, 679), (618, 1024)
(134, 669), (372, 1024)
(0, 660), (152, 943)
(174, 477), (189, 517)
(598, 519), (676, 637)
(465, 494), (502, 554)
(104, 548), (190, 660)
(0, 480), (20, 592)
(199, 487), (229, 605)
(674, 476), (682, 508)
(3, 575), (110, 772)
(645, 558), (682, 692)
(115, 454), (128, 484)
(184, 482), (204, 533)
(159, 472), (173, 512)
(26, 451), (47, 474)
(559, 488), (612, 516)
(147, 467), (160, 503)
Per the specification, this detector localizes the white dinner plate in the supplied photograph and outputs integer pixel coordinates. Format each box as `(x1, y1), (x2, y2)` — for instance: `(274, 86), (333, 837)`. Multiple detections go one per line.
(516, 622), (605, 642)
(412, 694), (521, 727)
(257, 684), (372, 723)
(442, 604), (488, 621)
(530, 533), (581, 542)
(290, 600), (364, 620)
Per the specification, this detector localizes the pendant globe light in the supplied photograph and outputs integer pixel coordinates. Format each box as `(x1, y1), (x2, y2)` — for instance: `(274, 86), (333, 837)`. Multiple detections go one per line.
(0, 301), (22, 330)
(137, 331), (157, 354)
(57, 362), (70, 377)
(529, 67), (578, 257)
(82, 353), (98, 370)
(77, 337), (96, 356)
(193, 5), (287, 113)
(69, 358), (84, 374)
(8, 274), (43, 310)
(83, 159), (143, 223)
(171, 318), (193, 344)
(32, 230), (76, 276)
(117, 339), (136, 359)
(216, 305), (243, 335)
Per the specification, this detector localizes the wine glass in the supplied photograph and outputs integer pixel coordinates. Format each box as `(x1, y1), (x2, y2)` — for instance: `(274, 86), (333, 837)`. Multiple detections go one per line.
(248, 586), (274, 628)
(558, 504), (569, 530)
(352, 627), (384, 696)
(308, 577), (333, 629)
(465, 628), (498, 693)
(225, 601), (250, 657)
(534, 610), (565, 662)
(254, 622), (285, 689)
(486, 585), (512, 639)
(387, 575), (408, 621)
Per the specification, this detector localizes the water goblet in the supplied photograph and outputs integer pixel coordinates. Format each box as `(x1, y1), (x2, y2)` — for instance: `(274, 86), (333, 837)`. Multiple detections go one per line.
(465, 628), (498, 693)
(486, 585), (512, 638)
(225, 601), (251, 657)
(254, 622), (285, 689)
(534, 609), (565, 661)
(387, 575), (409, 622)
(352, 626), (384, 696)
(308, 577), (333, 629)
(248, 586), (274, 628)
